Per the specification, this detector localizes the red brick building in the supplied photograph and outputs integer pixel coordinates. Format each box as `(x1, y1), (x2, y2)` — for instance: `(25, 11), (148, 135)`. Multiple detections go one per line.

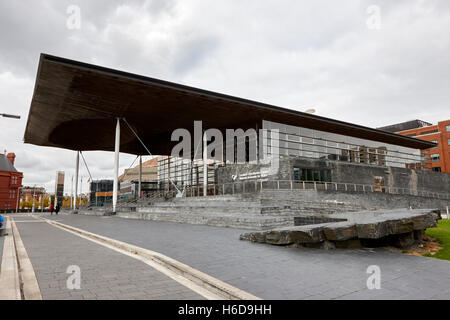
(0, 153), (23, 212)
(379, 120), (450, 173)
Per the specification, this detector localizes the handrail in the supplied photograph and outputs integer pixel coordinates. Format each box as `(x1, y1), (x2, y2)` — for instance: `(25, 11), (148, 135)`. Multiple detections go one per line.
(181, 179), (450, 201)
(86, 179), (450, 207)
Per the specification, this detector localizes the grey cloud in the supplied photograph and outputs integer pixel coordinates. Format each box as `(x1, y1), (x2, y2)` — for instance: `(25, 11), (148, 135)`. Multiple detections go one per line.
(1, 0), (449, 193)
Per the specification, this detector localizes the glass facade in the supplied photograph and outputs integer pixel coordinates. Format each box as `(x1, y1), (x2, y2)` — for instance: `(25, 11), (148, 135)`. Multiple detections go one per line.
(431, 154), (440, 162)
(157, 157), (216, 188)
(263, 120), (425, 169)
(293, 167), (332, 182)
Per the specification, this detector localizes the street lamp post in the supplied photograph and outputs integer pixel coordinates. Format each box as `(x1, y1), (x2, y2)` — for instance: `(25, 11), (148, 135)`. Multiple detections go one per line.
(80, 176), (83, 207)
(95, 182), (98, 207)
(70, 175), (73, 210)
(15, 186), (22, 213)
(0, 113), (21, 119)
(32, 186), (36, 213)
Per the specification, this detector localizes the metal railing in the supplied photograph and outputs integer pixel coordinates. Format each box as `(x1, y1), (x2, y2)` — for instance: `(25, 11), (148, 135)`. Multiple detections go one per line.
(85, 179), (450, 208)
(181, 180), (450, 201)
(90, 189), (179, 208)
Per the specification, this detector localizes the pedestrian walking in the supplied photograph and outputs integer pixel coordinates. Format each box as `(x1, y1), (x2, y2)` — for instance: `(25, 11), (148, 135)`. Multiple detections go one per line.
(55, 204), (60, 215)
(50, 204), (54, 215)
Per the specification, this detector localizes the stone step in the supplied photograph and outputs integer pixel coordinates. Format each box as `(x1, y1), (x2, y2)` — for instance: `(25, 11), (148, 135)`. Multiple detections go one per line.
(115, 211), (294, 230)
(145, 201), (263, 208)
(137, 206), (264, 215)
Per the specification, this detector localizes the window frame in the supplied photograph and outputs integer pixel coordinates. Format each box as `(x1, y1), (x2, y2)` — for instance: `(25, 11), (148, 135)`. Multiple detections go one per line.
(293, 167), (332, 182)
(430, 154), (440, 162)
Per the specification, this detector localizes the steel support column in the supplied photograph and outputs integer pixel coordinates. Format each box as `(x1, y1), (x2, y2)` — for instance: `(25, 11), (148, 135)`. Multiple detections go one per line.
(138, 155), (142, 199)
(73, 151), (79, 210)
(113, 118), (120, 213)
(203, 132), (207, 197)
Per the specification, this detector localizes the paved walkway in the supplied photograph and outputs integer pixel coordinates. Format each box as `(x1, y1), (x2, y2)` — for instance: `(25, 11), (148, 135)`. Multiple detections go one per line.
(13, 215), (204, 300)
(3, 212), (450, 300)
(0, 216), (6, 266)
(42, 212), (450, 300)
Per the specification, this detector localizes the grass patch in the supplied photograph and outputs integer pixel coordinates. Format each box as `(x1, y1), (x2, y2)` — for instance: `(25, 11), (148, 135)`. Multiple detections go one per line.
(424, 219), (450, 261)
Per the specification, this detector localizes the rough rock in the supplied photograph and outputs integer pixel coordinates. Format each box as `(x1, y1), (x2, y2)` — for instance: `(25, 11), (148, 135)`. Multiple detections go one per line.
(413, 230), (424, 242)
(239, 232), (266, 243)
(265, 230), (293, 245)
(288, 224), (329, 244)
(356, 219), (389, 239)
(390, 232), (416, 248)
(411, 213), (439, 230)
(239, 209), (441, 249)
(321, 240), (336, 250)
(323, 222), (357, 241)
(386, 218), (414, 235)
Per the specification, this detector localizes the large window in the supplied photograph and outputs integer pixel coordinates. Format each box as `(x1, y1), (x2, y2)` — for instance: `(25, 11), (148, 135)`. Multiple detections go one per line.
(10, 176), (18, 185)
(446, 125), (450, 132)
(263, 120), (424, 170)
(417, 129), (438, 136)
(293, 167), (331, 182)
(432, 167), (442, 172)
(431, 154), (440, 162)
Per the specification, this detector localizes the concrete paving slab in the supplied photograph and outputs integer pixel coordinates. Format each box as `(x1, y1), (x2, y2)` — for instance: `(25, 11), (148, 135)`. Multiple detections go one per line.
(0, 216), (5, 265)
(38, 212), (450, 300)
(14, 214), (204, 300)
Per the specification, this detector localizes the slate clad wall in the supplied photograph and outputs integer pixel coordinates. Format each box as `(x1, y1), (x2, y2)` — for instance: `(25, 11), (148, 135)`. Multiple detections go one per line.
(216, 156), (450, 195)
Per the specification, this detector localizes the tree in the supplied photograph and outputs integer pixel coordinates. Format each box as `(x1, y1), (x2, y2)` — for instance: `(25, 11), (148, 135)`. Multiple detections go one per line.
(62, 197), (72, 208)
(21, 200), (33, 209)
(42, 197), (50, 208)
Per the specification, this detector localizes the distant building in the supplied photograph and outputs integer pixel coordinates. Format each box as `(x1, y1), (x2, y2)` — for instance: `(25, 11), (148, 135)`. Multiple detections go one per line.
(377, 120), (433, 134)
(25, 54), (449, 203)
(0, 153), (23, 212)
(157, 156), (216, 191)
(90, 180), (115, 206)
(119, 157), (159, 182)
(378, 119), (450, 173)
(55, 171), (65, 206)
(21, 186), (47, 202)
(119, 157), (161, 198)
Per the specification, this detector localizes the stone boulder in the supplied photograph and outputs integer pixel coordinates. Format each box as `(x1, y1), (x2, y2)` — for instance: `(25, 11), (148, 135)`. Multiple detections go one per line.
(356, 219), (389, 239)
(239, 209), (441, 250)
(288, 224), (330, 244)
(265, 229), (293, 245)
(386, 218), (414, 235)
(323, 222), (357, 241)
(411, 212), (439, 230)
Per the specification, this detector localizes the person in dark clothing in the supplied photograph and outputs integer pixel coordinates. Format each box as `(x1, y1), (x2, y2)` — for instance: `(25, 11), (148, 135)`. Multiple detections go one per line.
(55, 204), (60, 215)
(50, 204), (54, 215)
(0, 215), (4, 228)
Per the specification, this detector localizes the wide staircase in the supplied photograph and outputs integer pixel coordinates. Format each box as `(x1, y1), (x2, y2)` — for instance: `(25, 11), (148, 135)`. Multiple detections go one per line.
(114, 189), (379, 230)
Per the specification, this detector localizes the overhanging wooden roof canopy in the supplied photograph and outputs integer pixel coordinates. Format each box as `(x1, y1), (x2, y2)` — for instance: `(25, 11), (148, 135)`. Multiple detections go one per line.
(24, 53), (435, 155)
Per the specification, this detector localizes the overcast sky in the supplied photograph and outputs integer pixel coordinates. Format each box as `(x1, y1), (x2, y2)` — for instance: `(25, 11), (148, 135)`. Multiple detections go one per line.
(0, 0), (449, 193)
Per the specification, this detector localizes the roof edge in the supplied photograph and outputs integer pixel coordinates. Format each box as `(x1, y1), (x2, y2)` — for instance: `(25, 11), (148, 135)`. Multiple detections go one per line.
(36, 53), (437, 150)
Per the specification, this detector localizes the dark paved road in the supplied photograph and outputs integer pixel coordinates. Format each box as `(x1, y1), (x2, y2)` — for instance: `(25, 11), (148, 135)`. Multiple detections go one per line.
(39, 212), (450, 300)
(13, 215), (204, 300)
